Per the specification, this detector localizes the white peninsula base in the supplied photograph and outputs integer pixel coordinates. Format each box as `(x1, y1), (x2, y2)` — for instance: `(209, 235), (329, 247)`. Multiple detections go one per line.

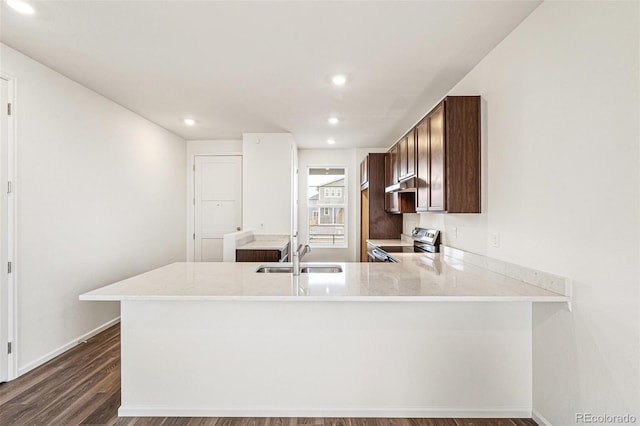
(119, 300), (532, 418)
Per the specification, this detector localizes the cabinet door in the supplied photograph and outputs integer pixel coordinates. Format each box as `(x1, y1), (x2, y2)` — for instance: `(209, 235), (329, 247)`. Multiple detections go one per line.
(428, 103), (445, 211)
(399, 136), (408, 179)
(384, 151), (393, 188)
(384, 152), (392, 211)
(386, 192), (399, 213)
(360, 157), (368, 185)
(391, 143), (399, 184)
(236, 249), (280, 262)
(406, 129), (416, 177)
(384, 148), (399, 213)
(415, 118), (429, 211)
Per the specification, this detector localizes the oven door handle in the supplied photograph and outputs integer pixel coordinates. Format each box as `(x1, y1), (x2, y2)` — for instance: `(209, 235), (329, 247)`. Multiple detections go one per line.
(372, 249), (389, 262)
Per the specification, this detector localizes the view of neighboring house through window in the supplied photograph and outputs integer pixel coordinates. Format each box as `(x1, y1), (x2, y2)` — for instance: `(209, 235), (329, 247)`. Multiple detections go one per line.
(308, 167), (346, 247)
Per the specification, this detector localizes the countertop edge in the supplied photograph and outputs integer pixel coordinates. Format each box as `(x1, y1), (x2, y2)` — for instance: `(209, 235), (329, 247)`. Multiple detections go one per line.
(236, 240), (289, 251)
(79, 295), (570, 303)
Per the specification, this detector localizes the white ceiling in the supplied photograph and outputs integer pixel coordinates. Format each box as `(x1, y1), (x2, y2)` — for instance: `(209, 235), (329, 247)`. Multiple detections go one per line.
(0, 0), (540, 149)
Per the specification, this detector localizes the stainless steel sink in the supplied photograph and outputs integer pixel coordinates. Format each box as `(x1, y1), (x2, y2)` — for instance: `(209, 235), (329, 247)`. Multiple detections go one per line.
(300, 266), (343, 273)
(255, 266), (293, 273)
(255, 265), (343, 273)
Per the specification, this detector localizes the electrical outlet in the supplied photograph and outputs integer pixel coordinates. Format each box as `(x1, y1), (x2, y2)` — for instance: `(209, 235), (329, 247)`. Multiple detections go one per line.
(491, 232), (500, 248)
(452, 227), (457, 239)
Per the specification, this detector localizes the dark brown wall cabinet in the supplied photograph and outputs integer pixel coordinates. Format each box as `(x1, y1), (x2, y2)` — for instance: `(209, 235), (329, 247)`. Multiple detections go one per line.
(384, 149), (397, 212)
(398, 129), (416, 181)
(384, 142), (416, 215)
(416, 96), (481, 213)
(360, 153), (402, 261)
(360, 157), (368, 187)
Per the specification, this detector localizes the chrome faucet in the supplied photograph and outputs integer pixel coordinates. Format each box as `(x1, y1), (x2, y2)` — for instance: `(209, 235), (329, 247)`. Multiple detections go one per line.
(292, 234), (311, 276)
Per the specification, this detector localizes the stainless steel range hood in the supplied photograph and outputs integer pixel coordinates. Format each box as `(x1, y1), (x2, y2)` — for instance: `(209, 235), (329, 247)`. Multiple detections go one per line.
(385, 176), (417, 193)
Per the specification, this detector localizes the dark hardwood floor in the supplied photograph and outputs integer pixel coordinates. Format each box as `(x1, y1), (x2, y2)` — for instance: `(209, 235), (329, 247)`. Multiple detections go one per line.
(0, 324), (537, 426)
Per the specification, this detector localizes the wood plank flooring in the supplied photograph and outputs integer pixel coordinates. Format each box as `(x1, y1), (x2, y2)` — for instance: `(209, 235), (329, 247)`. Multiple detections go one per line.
(0, 324), (537, 426)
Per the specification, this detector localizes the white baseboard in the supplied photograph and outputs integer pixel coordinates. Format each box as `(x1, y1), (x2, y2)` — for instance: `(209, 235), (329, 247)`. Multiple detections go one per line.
(17, 317), (120, 377)
(119, 406), (532, 418)
(532, 409), (553, 426)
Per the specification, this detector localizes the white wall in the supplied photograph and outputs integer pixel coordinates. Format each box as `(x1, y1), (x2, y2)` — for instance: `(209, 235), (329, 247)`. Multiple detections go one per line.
(186, 139), (242, 261)
(291, 142), (299, 240)
(242, 133), (295, 236)
(409, 2), (640, 423)
(1, 44), (187, 375)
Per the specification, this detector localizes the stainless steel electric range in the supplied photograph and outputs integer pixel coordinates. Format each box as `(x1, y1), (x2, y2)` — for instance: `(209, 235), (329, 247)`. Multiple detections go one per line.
(368, 228), (440, 263)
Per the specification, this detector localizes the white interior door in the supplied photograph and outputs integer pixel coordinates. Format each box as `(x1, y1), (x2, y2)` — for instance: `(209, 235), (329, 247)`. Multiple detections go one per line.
(194, 156), (242, 261)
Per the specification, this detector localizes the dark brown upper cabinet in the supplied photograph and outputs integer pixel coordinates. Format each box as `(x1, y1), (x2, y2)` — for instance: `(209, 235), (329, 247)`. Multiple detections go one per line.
(384, 149), (398, 213)
(360, 155), (369, 188)
(385, 142), (415, 215)
(406, 129), (416, 178)
(399, 136), (408, 178)
(390, 143), (399, 184)
(416, 96), (481, 213)
(398, 129), (416, 181)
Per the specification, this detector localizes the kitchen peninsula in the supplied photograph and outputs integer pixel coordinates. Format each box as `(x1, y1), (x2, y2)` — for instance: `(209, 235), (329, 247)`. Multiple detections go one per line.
(80, 250), (569, 418)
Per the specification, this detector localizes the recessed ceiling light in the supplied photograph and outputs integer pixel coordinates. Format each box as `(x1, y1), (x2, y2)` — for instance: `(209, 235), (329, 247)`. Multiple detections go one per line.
(327, 117), (340, 125)
(327, 139), (336, 145)
(6, 0), (35, 14)
(331, 74), (347, 86)
(184, 118), (195, 126)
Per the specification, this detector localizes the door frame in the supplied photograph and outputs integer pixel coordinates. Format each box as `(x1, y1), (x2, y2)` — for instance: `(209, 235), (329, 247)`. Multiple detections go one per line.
(0, 72), (18, 382)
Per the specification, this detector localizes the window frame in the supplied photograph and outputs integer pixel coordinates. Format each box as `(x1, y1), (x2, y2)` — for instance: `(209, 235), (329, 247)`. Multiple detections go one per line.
(306, 166), (348, 249)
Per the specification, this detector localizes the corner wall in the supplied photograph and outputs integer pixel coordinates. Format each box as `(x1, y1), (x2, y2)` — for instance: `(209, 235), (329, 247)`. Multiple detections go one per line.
(1, 44), (187, 375)
(242, 133), (295, 236)
(412, 2), (640, 422)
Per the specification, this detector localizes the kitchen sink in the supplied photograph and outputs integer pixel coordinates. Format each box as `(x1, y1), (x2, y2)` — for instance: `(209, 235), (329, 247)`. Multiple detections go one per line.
(300, 266), (343, 273)
(255, 266), (293, 273)
(255, 265), (343, 273)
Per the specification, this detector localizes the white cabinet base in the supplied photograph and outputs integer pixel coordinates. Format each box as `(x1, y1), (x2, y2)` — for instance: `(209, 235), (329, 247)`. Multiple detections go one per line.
(120, 301), (532, 418)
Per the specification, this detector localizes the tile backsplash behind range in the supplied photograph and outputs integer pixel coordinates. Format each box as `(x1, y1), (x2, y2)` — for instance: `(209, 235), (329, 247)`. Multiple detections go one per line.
(403, 213), (446, 239)
(402, 213), (420, 236)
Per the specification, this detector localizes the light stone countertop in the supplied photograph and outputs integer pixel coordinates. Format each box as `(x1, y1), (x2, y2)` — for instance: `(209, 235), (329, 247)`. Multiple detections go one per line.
(80, 254), (569, 303)
(236, 238), (289, 251)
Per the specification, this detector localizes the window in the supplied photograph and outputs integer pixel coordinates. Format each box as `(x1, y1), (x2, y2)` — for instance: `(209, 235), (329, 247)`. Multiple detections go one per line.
(307, 167), (347, 247)
(322, 187), (343, 199)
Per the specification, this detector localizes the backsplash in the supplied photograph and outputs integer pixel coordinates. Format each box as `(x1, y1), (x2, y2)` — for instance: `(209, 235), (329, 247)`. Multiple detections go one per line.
(403, 212), (488, 256)
(402, 213), (445, 240)
(442, 246), (571, 297)
(402, 213), (420, 236)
